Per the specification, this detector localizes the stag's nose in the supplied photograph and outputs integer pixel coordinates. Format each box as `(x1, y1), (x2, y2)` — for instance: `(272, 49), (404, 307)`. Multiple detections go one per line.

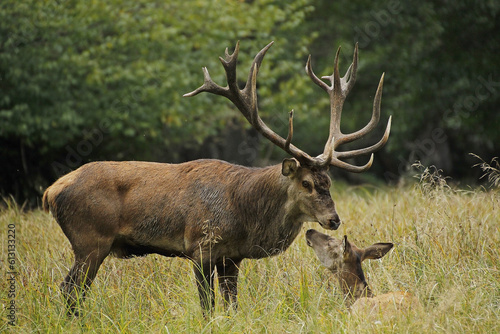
(328, 213), (341, 230)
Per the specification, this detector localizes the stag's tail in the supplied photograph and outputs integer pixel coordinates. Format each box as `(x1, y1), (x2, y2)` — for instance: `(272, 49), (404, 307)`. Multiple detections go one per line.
(42, 187), (51, 213)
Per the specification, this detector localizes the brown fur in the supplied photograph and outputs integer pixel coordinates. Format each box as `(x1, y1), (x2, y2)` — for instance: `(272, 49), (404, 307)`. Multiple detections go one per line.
(306, 230), (421, 316)
(350, 291), (421, 317)
(44, 158), (340, 315)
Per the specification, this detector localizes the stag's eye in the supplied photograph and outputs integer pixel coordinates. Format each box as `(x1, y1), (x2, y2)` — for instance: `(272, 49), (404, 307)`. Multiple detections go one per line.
(302, 181), (311, 189)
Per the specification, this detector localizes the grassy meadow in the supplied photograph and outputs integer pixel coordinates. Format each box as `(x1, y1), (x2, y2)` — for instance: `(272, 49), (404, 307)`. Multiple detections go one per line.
(1, 178), (499, 333)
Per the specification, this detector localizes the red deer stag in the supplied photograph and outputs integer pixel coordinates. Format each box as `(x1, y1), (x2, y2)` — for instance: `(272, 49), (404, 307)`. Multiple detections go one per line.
(43, 41), (391, 315)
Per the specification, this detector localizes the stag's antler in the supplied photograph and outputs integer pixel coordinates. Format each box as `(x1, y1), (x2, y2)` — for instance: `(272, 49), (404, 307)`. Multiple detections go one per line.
(184, 42), (391, 172)
(306, 43), (392, 172)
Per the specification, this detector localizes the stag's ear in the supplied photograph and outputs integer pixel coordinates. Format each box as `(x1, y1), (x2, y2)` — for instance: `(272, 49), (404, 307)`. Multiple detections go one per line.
(282, 158), (300, 177)
(361, 243), (394, 261)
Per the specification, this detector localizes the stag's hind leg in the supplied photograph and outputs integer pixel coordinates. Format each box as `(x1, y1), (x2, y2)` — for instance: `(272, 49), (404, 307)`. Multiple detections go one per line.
(216, 258), (241, 310)
(62, 241), (111, 316)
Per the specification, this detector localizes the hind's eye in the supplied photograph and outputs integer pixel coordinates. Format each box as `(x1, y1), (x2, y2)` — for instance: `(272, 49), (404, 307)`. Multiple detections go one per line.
(302, 181), (311, 189)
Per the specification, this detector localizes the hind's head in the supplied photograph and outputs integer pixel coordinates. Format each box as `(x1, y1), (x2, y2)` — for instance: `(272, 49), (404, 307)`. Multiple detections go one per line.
(306, 229), (393, 301)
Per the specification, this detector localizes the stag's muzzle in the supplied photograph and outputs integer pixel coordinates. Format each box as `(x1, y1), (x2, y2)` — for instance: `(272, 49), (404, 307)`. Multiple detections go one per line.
(320, 213), (341, 230)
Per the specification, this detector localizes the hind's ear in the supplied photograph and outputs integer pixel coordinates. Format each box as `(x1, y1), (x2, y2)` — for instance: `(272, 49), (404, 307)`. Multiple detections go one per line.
(282, 158), (300, 177)
(342, 235), (353, 259)
(361, 243), (393, 261)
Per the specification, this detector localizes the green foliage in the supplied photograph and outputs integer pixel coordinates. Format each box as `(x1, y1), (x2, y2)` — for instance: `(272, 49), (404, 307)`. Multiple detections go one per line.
(0, 0), (315, 202)
(0, 0), (314, 151)
(1, 0), (499, 203)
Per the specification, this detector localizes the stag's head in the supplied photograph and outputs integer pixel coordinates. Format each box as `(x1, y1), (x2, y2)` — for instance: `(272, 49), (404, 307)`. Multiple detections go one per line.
(184, 42), (391, 230)
(281, 158), (340, 229)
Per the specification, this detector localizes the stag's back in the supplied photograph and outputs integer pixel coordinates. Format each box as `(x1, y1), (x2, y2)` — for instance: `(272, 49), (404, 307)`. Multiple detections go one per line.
(42, 159), (288, 259)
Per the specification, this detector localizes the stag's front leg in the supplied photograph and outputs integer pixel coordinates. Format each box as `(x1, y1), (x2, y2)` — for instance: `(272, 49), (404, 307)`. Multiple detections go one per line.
(216, 258), (241, 310)
(193, 261), (216, 315)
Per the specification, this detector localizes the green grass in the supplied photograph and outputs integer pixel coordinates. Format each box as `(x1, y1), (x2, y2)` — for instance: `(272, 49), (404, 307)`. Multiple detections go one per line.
(1, 185), (499, 333)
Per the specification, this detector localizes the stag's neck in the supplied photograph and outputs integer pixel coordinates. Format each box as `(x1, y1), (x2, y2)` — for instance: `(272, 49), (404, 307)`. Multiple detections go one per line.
(236, 163), (294, 219)
(235, 163), (305, 258)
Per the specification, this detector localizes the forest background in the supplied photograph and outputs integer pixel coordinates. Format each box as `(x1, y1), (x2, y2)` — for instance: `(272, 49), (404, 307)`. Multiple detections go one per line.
(1, 0), (499, 205)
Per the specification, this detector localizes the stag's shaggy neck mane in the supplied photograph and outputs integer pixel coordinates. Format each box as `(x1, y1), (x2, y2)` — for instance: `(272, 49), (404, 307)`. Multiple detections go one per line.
(228, 163), (304, 258)
(179, 159), (310, 259)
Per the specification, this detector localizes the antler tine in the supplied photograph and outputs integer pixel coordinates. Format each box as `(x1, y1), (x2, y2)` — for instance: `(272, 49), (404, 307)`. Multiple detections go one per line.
(184, 41), (314, 164)
(333, 153), (374, 173)
(183, 66), (229, 98)
(335, 72), (385, 147)
(305, 55), (330, 93)
(321, 43), (358, 94)
(285, 110), (294, 151)
(219, 41), (240, 91)
(244, 41), (274, 93)
(336, 116), (392, 159)
(344, 43), (358, 94)
(183, 41), (242, 99)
